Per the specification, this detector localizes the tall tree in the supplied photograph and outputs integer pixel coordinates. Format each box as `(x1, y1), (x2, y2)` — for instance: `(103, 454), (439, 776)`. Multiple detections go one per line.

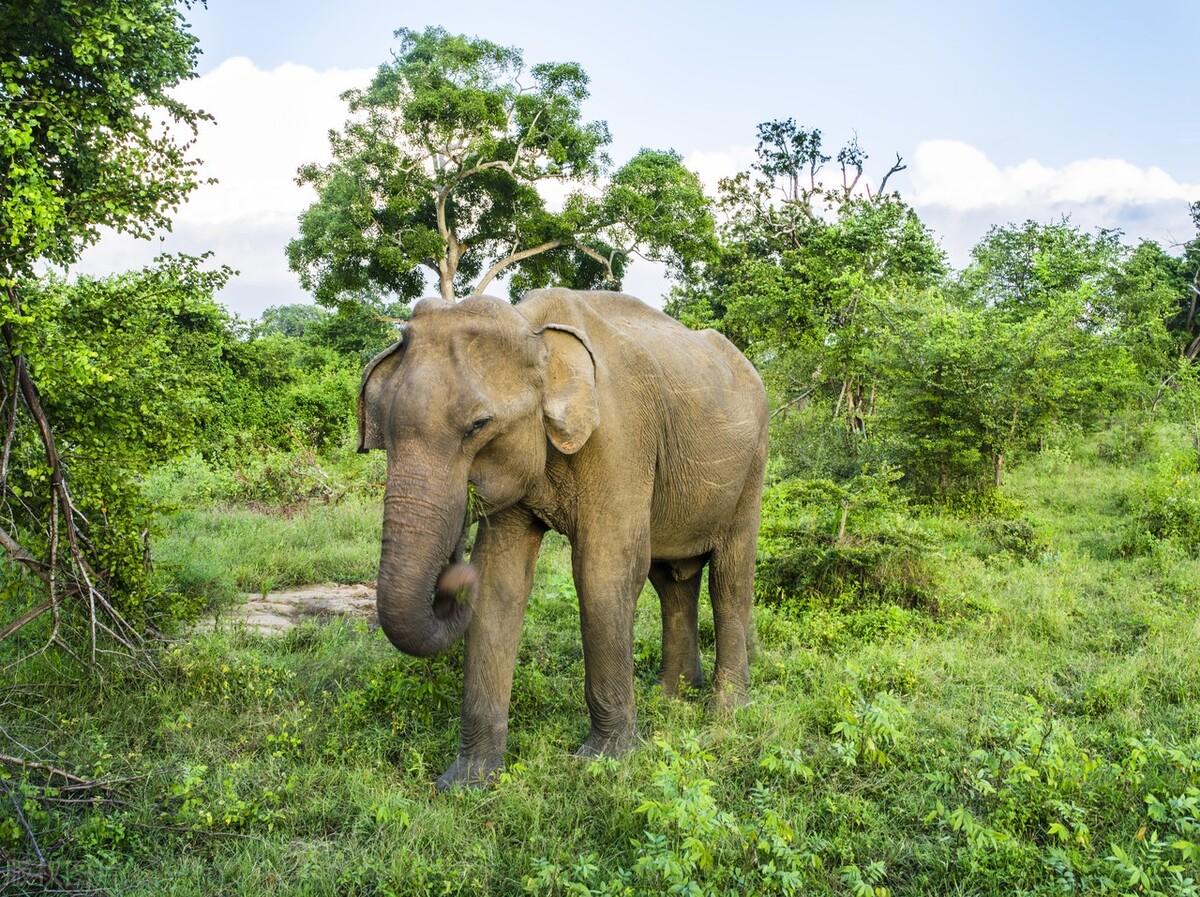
(288, 27), (714, 305)
(668, 120), (943, 434)
(0, 0), (206, 658)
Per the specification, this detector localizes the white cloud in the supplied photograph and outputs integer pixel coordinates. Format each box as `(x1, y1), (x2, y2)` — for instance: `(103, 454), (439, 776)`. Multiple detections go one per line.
(910, 139), (1200, 210)
(74, 57), (372, 316)
(910, 140), (1199, 263)
(74, 61), (1198, 316)
(680, 141), (1198, 267)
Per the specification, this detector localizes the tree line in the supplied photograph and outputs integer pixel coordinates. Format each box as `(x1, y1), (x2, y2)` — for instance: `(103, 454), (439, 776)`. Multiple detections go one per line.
(2, 8), (1199, 659)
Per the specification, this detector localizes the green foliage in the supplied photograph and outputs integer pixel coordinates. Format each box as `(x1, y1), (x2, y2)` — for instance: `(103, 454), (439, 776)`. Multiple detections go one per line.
(925, 697), (1200, 895)
(288, 26), (713, 304)
(672, 118), (1192, 503)
(1, 257), (233, 628)
(668, 121), (945, 455)
(974, 516), (1044, 560)
(1119, 455), (1200, 557)
(830, 681), (908, 768)
(757, 470), (940, 624)
(0, 0), (210, 655)
(0, 0), (205, 277)
(526, 734), (833, 896)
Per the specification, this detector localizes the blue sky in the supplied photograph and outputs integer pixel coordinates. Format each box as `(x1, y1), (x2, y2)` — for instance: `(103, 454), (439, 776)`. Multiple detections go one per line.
(78, 0), (1200, 315)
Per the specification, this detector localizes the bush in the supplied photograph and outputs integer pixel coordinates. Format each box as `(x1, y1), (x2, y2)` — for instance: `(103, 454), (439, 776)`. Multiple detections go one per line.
(1120, 462), (1200, 556)
(975, 517), (1044, 560)
(757, 469), (941, 615)
(925, 698), (1200, 895)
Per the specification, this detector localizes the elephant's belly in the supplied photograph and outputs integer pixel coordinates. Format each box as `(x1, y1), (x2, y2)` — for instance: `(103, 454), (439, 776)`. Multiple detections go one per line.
(648, 441), (754, 560)
(648, 484), (743, 561)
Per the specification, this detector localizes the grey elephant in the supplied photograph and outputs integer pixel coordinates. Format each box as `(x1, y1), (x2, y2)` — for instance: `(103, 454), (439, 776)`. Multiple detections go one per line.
(358, 288), (768, 789)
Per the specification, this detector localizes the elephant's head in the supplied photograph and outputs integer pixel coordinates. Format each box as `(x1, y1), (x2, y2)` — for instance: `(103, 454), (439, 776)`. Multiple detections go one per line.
(358, 294), (598, 657)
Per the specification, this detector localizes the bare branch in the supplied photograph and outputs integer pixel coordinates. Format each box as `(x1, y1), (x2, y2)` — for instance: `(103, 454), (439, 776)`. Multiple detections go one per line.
(876, 153), (907, 196)
(575, 243), (618, 284)
(472, 240), (563, 294)
(770, 386), (818, 419)
(0, 525), (50, 583)
(0, 752), (99, 788)
(0, 601), (52, 642)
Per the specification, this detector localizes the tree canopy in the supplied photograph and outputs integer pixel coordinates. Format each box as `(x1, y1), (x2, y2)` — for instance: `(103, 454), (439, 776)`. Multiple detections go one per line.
(0, 0), (208, 659)
(0, 0), (206, 279)
(287, 26), (715, 304)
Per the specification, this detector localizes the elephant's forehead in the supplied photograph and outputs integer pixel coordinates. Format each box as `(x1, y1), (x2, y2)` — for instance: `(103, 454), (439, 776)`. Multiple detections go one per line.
(405, 313), (536, 370)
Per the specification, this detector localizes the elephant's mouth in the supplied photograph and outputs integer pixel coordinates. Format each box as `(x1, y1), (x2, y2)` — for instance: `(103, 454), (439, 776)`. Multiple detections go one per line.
(432, 525), (478, 620)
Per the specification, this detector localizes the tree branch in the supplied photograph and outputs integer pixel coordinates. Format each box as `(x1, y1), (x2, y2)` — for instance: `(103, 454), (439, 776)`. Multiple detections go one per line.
(0, 601), (53, 642)
(472, 240), (563, 295)
(575, 243), (618, 283)
(0, 752), (98, 787)
(876, 153), (907, 196)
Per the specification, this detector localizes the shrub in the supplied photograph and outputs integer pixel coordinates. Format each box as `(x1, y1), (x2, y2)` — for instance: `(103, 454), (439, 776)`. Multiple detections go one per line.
(757, 469), (940, 613)
(526, 734), (851, 897)
(1119, 459), (1200, 556)
(925, 698), (1200, 895)
(975, 517), (1044, 560)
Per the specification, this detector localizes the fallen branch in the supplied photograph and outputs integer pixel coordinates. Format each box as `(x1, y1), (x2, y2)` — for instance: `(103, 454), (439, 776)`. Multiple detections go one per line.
(2, 776), (53, 888)
(0, 601), (53, 642)
(0, 753), (99, 788)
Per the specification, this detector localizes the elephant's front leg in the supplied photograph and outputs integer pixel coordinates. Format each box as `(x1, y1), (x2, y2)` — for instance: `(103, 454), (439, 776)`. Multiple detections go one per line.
(435, 509), (545, 791)
(572, 526), (651, 759)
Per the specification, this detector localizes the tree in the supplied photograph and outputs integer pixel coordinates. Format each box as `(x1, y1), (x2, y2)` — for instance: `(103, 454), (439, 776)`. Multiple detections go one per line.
(0, 0), (206, 659)
(1172, 203), (1200, 360)
(257, 304), (330, 339)
(287, 27), (714, 305)
(955, 219), (1121, 318)
(669, 120), (943, 436)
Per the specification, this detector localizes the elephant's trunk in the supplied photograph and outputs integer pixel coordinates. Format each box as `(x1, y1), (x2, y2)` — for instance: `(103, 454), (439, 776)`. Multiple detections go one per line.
(375, 473), (476, 657)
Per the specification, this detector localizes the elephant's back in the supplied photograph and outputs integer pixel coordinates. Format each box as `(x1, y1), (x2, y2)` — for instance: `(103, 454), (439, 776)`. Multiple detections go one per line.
(518, 288), (765, 412)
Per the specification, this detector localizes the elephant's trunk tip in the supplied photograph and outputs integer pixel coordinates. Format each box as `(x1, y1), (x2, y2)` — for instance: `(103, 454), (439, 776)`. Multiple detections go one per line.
(433, 562), (479, 620)
(375, 560), (477, 658)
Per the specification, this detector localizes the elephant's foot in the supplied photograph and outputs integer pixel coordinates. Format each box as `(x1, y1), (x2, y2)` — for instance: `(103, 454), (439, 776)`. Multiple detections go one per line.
(434, 753), (503, 792)
(711, 673), (751, 713)
(574, 727), (640, 760)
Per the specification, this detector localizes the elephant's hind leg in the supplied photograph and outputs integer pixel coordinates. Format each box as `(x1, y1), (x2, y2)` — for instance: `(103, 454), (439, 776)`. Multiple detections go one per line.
(709, 481), (762, 711)
(648, 561), (704, 697)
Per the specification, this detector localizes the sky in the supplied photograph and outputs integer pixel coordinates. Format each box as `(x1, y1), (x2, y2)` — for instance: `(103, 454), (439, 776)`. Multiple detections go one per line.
(75, 0), (1200, 317)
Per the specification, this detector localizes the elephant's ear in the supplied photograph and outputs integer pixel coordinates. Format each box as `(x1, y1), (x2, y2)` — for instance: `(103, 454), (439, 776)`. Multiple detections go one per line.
(537, 324), (599, 455)
(358, 337), (406, 452)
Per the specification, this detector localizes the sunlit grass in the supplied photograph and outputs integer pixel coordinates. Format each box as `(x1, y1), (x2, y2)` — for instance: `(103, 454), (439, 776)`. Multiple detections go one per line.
(3, 433), (1199, 895)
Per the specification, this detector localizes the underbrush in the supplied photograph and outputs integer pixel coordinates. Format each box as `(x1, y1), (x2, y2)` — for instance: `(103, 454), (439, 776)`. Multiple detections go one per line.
(144, 444), (386, 509)
(1118, 445), (1200, 557)
(754, 469), (948, 650)
(4, 428), (1200, 895)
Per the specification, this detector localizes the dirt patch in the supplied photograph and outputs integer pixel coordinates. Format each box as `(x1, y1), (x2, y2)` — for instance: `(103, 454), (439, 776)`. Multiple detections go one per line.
(205, 583), (378, 635)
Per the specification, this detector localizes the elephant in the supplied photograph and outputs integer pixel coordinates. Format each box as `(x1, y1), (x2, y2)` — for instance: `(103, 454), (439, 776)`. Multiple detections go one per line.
(358, 288), (768, 790)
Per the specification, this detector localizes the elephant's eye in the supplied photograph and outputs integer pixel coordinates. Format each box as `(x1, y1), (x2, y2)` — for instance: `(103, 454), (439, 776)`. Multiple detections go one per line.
(466, 416), (493, 437)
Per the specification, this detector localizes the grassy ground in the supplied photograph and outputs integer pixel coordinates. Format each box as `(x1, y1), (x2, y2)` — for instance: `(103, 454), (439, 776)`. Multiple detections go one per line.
(3, 436), (1200, 895)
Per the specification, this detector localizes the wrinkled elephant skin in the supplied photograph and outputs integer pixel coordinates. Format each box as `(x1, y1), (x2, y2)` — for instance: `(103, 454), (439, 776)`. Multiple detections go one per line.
(357, 289), (769, 790)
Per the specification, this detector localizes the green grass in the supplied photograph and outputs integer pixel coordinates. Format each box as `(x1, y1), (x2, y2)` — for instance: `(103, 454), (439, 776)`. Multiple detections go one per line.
(153, 497), (383, 606)
(3, 437), (1200, 895)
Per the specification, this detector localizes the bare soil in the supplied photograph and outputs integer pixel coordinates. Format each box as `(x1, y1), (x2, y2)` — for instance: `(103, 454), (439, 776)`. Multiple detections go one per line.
(205, 583), (377, 634)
